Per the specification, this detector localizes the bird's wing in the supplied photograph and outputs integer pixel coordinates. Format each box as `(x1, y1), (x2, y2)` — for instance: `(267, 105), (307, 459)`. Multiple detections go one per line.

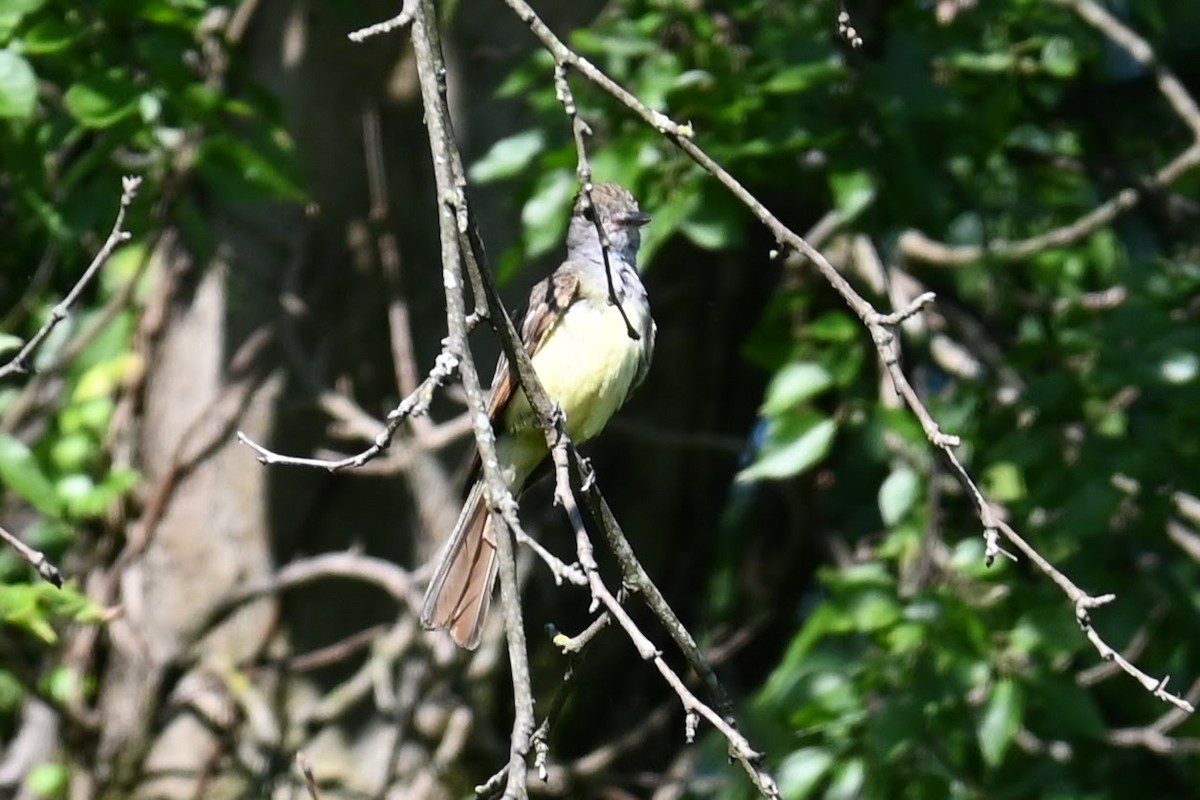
(459, 266), (582, 488)
(485, 265), (582, 426)
(630, 315), (656, 395)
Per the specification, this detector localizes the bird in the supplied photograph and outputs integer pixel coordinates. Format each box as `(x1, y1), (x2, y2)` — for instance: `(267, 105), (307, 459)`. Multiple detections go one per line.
(420, 181), (656, 649)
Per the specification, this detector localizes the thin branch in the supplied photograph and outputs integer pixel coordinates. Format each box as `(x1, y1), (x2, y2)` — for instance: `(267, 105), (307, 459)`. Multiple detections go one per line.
(211, 551), (421, 620)
(0, 523), (62, 587)
(1104, 677), (1200, 754)
(0, 176), (141, 382)
(548, 434), (780, 799)
(285, 623), (390, 673)
(1056, 0), (1200, 139)
(575, 472), (736, 718)
(296, 751), (322, 800)
(303, 619), (420, 727)
(186, 554), (424, 729)
(477, 654), (585, 798)
(553, 65), (638, 339)
(236, 344), (459, 470)
(898, 143), (1200, 265)
(409, 3), (536, 796)
(347, 0), (418, 42)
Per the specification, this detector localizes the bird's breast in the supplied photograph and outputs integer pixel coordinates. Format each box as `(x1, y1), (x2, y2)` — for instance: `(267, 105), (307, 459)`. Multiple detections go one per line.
(503, 296), (649, 446)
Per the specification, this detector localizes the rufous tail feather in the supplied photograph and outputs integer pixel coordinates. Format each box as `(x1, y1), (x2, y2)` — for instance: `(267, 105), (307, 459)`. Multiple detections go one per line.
(420, 481), (498, 650)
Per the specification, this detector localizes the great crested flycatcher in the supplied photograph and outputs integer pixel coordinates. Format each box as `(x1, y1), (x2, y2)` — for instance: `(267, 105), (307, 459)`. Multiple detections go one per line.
(421, 181), (655, 649)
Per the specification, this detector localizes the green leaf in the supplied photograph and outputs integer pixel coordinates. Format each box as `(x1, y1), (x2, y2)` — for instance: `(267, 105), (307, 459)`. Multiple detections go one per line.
(0, 49), (37, 120)
(21, 16), (77, 54)
(949, 536), (995, 578)
(64, 74), (140, 128)
(737, 417), (837, 482)
(468, 129), (545, 183)
(806, 312), (859, 343)
(1159, 350), (1198, 384)
(55, 474), (95, 518)
(978, 679), (1021, 767)
(679, 181), (743, 251)
(196, 130), (305, 202)
(829, 169), (875, 219)
(1041, 36), (1078, 78)
(0, 0), (46, 41)
(521, 169), (574, 259)
(633, 50), (682, 111)
(495, 51), (554, 98)
(670, 68), (714, 93)
(25, 762), (69, 797)
(0, 333), (23, 355)
(0, 584), (57, 642)
(761, 362), (833, 414)
(762, 61), (840, 94)
(72, 353), (141, 402)
(1035, 677), (1106, 738)
(61, 397), (114, 436)
(135, 0), (201, 25)
(17, 517), (72, 558)
(15, 181), (69, 239)
(879, 466), (919, 526)
(680, 207), (741, 250)
(56, 468), (135, 521)
(846, 589), (901, 631)
(983, 462), (1025, 502)
(0, 670), (22, 715)
(826, 758), (866, 800)
(776, 747), (834, 798)
(952, 50), (1015, 73)
(49, 432), (94, 472)
(0, 434), (61, 516)
(43, 666), (79, 705)
(868, 695), (921, 762)
(638, 181), (700, 264)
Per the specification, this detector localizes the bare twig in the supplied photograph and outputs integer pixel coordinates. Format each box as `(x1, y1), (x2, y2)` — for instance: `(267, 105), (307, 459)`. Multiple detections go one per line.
(0, 178), (143, 584)
(296, 751), (322, 800)
(0, 176), (141, 382)
(209, 551), (422, 624)
(553, 65), (638, 339)
(549, 435), (781, 798)
(409, 3), (536, 796)
(1057, 0), (1200, 139)
(898, 143), (1200, 265)
(286, 623), (389, 672)
(347, 0), (417, 42)
(236, 344), (459, 469)
(0, 235), (156, 441)
(575, 472), (736, 718)
(1104, 677), (1200, 753)
(0, 523), (62, 587)
(304, 619), (421, 727)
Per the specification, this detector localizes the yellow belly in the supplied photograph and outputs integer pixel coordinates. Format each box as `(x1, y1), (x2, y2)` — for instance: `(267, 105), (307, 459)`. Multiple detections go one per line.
(497, 298), (646, 484)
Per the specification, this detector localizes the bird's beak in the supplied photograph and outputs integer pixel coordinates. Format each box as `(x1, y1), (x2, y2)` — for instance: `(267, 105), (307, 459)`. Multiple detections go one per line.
(617, 211), (653, 228)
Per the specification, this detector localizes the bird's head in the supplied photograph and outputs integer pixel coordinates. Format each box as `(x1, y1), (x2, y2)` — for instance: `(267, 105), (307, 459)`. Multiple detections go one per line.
(566, 181), (651, 265)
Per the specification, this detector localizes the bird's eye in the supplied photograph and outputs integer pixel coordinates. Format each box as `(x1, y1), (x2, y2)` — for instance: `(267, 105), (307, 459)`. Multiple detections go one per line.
(582, 204), (595, 222)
